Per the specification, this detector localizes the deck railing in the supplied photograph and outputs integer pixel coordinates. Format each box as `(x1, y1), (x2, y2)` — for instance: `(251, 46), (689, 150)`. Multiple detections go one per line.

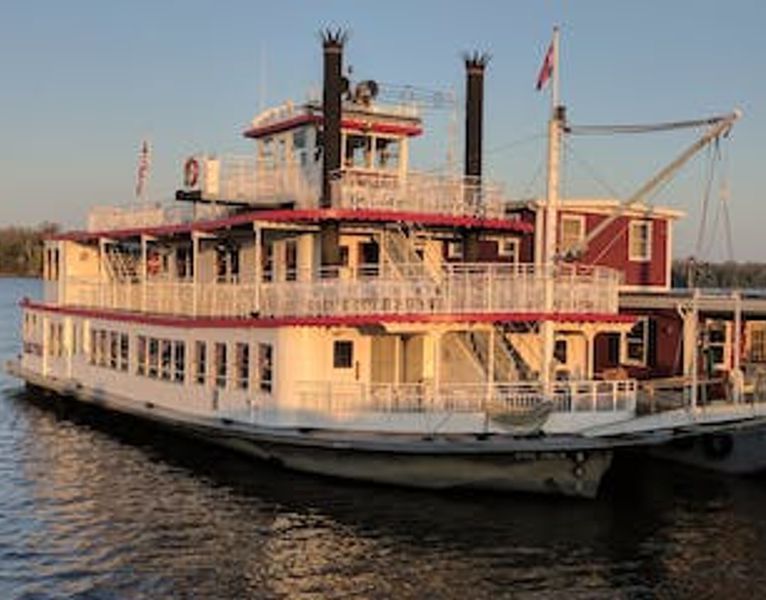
(59, 262), (620, 318)
(183, 155), (513, 218)
(295, 380), (637, 415)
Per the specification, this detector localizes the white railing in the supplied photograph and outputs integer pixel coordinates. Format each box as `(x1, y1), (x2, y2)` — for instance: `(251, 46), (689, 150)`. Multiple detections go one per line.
(183, 154), (514, 219)
(336, 170), (510, 218)
(58, 263), (619, 318)
(260, 263), (620, 317)
(296, 380), (637, 415)
(86, 203), (234, 233)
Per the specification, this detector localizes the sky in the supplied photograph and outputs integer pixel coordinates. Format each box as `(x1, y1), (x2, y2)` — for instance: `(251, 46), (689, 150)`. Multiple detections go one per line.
(1, 0), (764, 260)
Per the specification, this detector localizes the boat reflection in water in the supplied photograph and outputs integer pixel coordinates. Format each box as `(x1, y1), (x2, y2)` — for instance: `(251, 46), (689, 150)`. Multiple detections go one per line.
(4, 383), (766, 598)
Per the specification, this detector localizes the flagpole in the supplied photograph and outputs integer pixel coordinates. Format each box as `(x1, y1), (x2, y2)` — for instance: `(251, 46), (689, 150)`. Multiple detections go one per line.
(541, 25), (561, 393)
(551, 26), (560, 115)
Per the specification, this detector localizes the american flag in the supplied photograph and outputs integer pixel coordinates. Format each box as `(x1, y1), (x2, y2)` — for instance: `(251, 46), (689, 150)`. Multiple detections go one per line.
(135, 140), (151, 198)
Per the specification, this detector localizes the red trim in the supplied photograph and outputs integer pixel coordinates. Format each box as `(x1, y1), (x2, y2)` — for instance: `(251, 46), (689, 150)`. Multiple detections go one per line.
(51, 208), (533, 242)
(243, 115), (422, 139)
(21, 299), (635, 329)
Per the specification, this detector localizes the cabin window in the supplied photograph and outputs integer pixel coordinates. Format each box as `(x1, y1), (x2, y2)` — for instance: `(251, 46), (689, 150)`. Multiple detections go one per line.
(109, 332), (119, 369)
(344, 134), (371, 168)
(560, 215), (585, 255)
(137, 336), (147, 375)
(554, 339), (568, 365)
(214, 342), (227, 389)
(160, 340), (172, 380)
(628, 220), (652, 262)
(262, 243), (274, 282)
(374, 137), (400, 170)
(98, 330), (108, 367)
(333, 340), (354, 369)
(120, 333), (129, 371)
(285, 240), (298, 281)
(447, 241), (463, 260)
(704, 320), (729, 374)
(258, 343), (273, 393)
(750, 325), (766, 363)
(236, 343), (249, 390)
(622, 317), (649, 367)
(293, 129), (308, 166)
(195, 341), (207, 385)
(148, 338), (159, 378)
(174, 341), (185, 383)
(497, 238), (520, 262)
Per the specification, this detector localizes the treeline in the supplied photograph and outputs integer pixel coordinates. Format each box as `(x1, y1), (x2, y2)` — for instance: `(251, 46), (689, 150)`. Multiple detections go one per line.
(0, 223), (59, 277)
(672, 259), (766, 289)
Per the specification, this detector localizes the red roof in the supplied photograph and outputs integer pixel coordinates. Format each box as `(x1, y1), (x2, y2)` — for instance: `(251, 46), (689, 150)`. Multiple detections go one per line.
(243, 115), (422, 139)
(21, 299), (635, 329)
(51, 208), (533, 242)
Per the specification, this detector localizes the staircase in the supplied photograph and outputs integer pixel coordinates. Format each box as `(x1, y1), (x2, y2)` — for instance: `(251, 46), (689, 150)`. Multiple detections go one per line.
(105, 245), (140, 283)
(454, 326), (533, 383)
(381, 222), (443, 282)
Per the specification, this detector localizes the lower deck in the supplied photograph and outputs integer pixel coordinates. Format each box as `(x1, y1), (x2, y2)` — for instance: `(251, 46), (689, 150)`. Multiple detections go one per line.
(20, 305), (638, 435)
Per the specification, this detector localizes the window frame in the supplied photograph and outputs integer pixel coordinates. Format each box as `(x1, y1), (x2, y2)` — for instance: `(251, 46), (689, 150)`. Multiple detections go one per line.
(559, 214), (585, 255)
(333, 340), (354, 369)
(628, 220), (653, 262)
(622, 317), (650, 367)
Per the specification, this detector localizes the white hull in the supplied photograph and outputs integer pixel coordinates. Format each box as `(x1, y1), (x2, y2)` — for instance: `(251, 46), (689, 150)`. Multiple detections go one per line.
(7, 360), (613, 498)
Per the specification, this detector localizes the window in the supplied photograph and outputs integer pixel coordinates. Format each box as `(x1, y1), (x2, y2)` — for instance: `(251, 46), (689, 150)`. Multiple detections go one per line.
(285, 240), (298, 281)
(161, 340), (172, 380)
(258, 343), (273, 393)
(560, 215), (585, 255)
(374, 137), (400, 170)
(110, 332), (119, 369)
(622, 317), (649, 366)
(195, 341), (207, 385)
(628, 220), (652, 262)
(214, 342), (227, 389)
(751, 325), (766, 363)
(174, 342), (185, 383)
(119, 333), (129, 371)
(447, 241), (463, 260)
(705, 320), (728, 373)
(137, 336), (147, 375)
(497, 238), (519, 261)
(98, 330), (108, 366)
(554, 339), (568, 365)
(148, 338), (159, 378)
(333, 340), (354, 369)
(236, 343), (249, 390)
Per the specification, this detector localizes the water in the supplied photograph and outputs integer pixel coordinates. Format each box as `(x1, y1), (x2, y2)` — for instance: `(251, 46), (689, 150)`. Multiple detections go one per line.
(2, 279), (766, 599)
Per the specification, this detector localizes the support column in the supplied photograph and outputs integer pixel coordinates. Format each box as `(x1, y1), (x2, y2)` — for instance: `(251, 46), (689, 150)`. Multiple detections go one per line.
(140, 235), (148, 313)
(254, 224), (262, 315)
(192, 232), (200, 317)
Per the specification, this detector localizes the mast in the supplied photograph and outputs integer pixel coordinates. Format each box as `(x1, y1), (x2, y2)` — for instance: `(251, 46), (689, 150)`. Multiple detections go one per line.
(541, 27), (561, 391)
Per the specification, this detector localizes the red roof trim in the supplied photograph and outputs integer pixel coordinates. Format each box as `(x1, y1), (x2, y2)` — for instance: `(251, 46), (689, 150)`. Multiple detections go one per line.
(243, 115), (422, 139)
(51, 208), (533, 242)
(21, 299), (635, 329)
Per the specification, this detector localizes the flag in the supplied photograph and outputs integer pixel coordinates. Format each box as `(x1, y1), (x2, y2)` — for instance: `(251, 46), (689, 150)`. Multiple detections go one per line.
(536, 39), (554, 91)
(135, 140), (151, 198)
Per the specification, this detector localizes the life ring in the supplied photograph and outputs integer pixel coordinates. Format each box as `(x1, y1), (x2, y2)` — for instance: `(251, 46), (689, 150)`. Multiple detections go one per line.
(184, 157), (200, 188)
(702, 433), (734, 460)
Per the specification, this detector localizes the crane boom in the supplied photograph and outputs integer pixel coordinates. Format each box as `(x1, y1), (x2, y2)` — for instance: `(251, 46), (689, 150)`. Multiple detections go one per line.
(567, 109), (741, 259)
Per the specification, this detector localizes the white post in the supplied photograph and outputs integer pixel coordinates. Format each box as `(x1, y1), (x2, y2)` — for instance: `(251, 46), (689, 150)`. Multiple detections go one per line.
(254, 224), (262, 314)
(733, 290), (743, 402)
(540, 85), (562, 393)
(98, 238), (106, 308)
(690, 288), (700, 410)
(192, 232), (200, 317)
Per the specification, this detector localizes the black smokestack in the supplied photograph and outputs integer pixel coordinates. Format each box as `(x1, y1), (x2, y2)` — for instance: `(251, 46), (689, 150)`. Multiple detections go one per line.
(321, 28), (347, 209)
(320, 28), (347, 267)
(464, 52), (489, 181)
(463, 52), (489, 262)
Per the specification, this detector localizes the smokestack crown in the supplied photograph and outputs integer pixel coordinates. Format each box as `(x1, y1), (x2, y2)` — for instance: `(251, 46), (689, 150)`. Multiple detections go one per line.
(463, 51), (490, 73)
(321, 28), (349, 51)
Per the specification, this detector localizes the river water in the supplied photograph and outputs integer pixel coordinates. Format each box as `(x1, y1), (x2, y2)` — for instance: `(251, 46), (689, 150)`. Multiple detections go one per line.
(1, 278), (765, 599)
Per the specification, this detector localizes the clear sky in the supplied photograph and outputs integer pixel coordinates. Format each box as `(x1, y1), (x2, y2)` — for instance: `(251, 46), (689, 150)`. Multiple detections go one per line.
(1, 0), (763, 260)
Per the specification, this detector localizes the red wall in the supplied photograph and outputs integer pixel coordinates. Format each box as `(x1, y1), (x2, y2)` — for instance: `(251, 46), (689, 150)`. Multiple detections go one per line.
(567, 211), (669, 288)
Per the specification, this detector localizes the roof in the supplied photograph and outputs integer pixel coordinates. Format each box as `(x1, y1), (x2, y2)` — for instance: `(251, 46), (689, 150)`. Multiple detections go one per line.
(51, 207), (534, 242)
(531, 197), (685, 220)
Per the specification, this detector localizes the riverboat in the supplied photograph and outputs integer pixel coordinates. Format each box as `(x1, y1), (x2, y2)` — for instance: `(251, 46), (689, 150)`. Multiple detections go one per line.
(8, 30), (765, 497)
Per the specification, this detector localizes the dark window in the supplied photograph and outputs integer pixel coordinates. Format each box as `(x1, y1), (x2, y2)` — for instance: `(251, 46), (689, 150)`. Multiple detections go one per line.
(236, 343), (249, 390)
(174, 341), (185, 383)
(215, 342), (227, 389)
(120, 333), (129, 371)
(137, 336), (147, 375)
(333, 340), (354, 369)
(258, 343), (273, 393)
(195, 341), (206, 385)
(554, 339), (567, 364)
(148, 338), (159, 378)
